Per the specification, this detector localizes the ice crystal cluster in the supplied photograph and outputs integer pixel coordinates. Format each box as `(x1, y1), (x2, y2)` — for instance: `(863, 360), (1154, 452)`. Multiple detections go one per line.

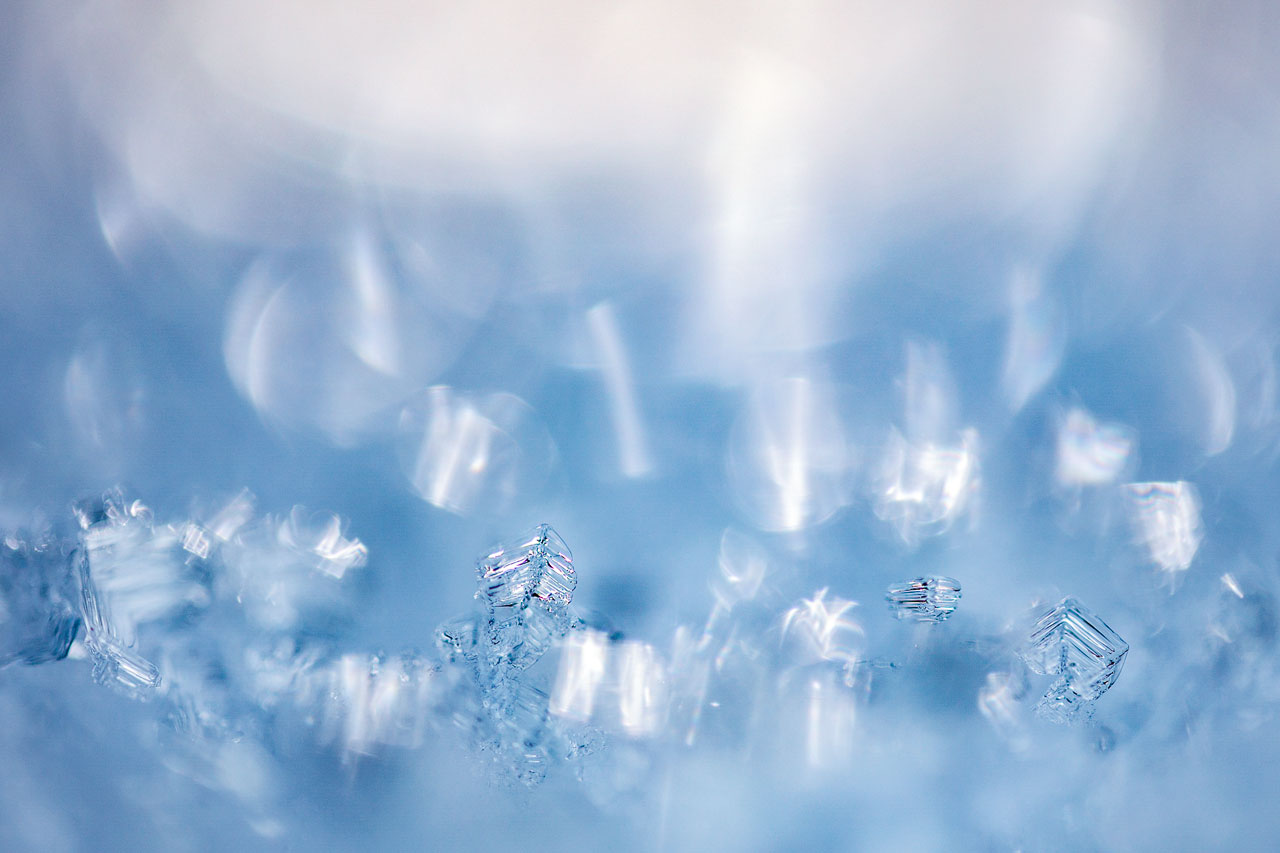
(0, 495), (1139, 799)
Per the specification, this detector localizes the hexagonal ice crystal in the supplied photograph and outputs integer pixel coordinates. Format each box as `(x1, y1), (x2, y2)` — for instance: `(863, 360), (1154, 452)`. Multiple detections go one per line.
(885, 576), (962, 622)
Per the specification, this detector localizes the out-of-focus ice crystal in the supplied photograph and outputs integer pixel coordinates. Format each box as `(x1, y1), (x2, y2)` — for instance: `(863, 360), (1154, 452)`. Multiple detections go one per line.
(220, 507), (366, 634)
(885, 576), (962, 622)
(75, 490), (210, 646)
(1056, 408), (1134, 487)
(977, 670), (1030, 749)
(1126, 481), (1203, 577)
(873, 428), (980, 545)
(316, 651), (436, 757)
(73, 490), (191, 699)
(0, 537), (81, 667)
(1020, 596), (1128, 723)
(781, 588), (865, 665)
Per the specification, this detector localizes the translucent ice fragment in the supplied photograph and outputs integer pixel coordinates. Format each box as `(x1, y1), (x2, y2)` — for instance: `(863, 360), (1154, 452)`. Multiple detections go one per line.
(713, 528), (768, 608)
(490, 681), (554, 785)
(549, 629), (609, 722)
(435, 614), (480, 666)
(1002, 266), (1064, 412)
(885, 576), (961, 622)
(873, 428), (979, 545)
(88, 635), (161, 700)
(278, 507), (368, 579)
(1056, 408), (1134, 487)
(319, 651), (436, 756)
(977, 671), (1030, 749)
(800, 669), (858, 769)
(615, 641), (668, 737)
(0, 538), (81, 667)
(76, 490), (210, 645)
(1021, 597), (1128, 722)
(477, 524), (576, 611)
(781, 588), (865, 665)
(1126, 481), (1203, 575)
(725, 377), (855, 532)
(222, 508), (364, 634)
(76, 550), (161, 700)
(397, 386), (556, 516)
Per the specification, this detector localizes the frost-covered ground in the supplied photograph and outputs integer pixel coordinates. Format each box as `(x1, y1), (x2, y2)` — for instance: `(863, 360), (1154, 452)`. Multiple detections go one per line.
(2, 1), (1280, 850)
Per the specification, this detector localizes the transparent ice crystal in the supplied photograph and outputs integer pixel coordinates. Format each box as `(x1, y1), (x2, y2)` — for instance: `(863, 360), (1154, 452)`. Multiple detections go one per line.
(1020, 596), (1128, 723)
(476, 524), (576, 673)
(433, 524), (582, 783)
(885, 576), (962, 622)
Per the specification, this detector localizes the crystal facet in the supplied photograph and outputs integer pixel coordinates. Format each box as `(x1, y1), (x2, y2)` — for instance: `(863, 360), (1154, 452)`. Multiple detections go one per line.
(1020, 596), (1128, 722)
(885, 576), (962, 622)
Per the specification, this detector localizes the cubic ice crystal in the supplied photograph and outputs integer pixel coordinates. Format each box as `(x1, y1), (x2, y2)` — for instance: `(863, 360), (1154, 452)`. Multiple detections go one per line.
(0, 537), (81, 667)
(1020, 596), (1128, 723)
(885, 576), (962, 622)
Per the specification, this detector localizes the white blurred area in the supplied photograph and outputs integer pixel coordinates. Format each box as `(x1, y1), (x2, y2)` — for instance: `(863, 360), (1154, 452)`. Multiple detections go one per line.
(1125, 480), (1203, 578)
(37, 0), (1153, 386)
(1056, 408), (1135, 487)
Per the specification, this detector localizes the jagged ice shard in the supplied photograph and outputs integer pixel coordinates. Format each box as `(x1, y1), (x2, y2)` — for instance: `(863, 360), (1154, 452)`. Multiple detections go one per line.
(1020, 596), (1128, 723)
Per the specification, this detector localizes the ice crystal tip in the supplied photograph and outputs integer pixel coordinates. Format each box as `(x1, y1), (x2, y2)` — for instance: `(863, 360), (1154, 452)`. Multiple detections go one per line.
(885, 576), (962, 622)
(1021, 597), (1128, 721)
(477, 523), (576, 610)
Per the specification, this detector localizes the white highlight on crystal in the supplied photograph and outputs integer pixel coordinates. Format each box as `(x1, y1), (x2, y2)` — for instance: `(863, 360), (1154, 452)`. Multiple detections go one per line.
(1184, 327), (1237, 457)
(713, 528), (768, 608)
(550, 630), (610, 722)
(1056, 408), (1134, 487)
(1003, 267), (1064, 412)
(1126, 480), (1204, 575)
(727, 377), (854, 532)
(617, 641), (667, 737)
(903, 340), (957, 443)
(978, 672), (1028, 750)
(873, 428), (980, 545)
(804, 672), (857, 770)
(587, 302), (653, 478)
(398, 386), (555, 516)
(781, 588), (864, 665)
(278, 508), (367, 579)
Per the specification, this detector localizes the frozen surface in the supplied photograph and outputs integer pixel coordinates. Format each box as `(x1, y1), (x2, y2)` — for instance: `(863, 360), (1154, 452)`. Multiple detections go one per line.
(3, 0), (1280, 850)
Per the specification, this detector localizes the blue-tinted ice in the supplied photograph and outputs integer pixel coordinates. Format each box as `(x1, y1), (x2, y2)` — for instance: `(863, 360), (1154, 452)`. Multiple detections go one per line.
(885, 576), (962, 622)
(1020, 596), (1128, 723)
(0, 537), (81, 667)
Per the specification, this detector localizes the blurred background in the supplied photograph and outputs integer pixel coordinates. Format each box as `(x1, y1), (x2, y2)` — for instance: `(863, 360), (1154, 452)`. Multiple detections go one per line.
(2, 0), (1280, 849)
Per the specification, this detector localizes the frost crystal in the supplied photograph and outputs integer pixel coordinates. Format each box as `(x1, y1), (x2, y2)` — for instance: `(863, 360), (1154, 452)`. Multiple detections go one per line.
(885, 576), (962, 622)
(478, 524), (576, 611)
(477, 524), (576, 673)
(1020, 596), (1128, 723)
(434, 524), (582, 783)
